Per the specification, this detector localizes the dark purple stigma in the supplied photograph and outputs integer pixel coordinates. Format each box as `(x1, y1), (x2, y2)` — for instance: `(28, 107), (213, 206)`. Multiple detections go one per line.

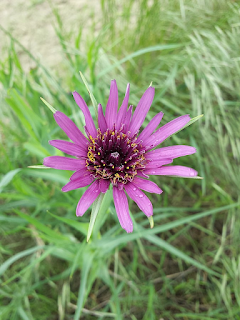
(86, 128), (148, 187)
(108, 151), (120, 166)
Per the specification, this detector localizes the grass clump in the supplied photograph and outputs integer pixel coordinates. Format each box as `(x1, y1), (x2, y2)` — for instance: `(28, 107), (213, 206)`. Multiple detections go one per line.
(0, 0), (240, 319)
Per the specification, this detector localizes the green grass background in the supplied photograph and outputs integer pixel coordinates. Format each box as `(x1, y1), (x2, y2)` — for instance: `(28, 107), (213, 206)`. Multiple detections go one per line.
(0, 0), (240, 319)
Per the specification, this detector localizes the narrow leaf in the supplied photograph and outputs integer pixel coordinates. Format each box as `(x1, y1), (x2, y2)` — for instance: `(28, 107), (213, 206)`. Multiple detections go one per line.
(14, 210), (68, 241)
(0, 169), (21, 193)
(98, 203), (240, 251)
(0, 246), (44, 276)
(145, 234), (219, 276)
(49, 212), (88, 236)
(73, 253), (93, 320)
(98, 44), (183, 77)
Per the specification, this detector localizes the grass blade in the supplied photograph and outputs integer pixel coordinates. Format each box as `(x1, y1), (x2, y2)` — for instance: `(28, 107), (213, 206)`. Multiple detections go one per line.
(73, 253), (93, 320)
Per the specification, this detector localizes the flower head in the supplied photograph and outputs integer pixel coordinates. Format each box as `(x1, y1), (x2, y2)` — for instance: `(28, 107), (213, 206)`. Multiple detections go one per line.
(44, 80), (197, 233)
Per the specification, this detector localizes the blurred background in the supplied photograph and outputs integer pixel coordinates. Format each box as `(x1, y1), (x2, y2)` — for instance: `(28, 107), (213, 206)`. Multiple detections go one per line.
(0, 0), (240, 319)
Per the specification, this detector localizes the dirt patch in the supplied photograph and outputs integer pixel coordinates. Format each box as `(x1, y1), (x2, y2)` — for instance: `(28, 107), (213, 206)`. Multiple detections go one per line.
(0, 0), (100, 70)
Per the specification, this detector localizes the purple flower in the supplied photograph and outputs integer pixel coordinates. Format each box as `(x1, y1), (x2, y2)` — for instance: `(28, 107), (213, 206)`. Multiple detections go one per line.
(43, 80), (197, 233)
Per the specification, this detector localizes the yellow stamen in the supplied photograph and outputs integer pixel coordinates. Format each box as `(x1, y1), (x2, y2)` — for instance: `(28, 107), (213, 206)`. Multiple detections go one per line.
(89, 135), (95, 143)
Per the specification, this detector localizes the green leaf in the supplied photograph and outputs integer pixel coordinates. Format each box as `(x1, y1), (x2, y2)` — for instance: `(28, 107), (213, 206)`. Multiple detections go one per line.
(144, 234), (219, 276)
(73, 253), (94, 320)
(87, 193), (105, 242)
(49, 212), (88, 236)
(18, 306), (31, 320)
(24, 141), (51, 158)
(0, 169), (21, 193)
(6, 89), (43, 140)
(98, 202), (240, 251)
(14, 209), (68, 241)
(25, 169), (69, 184)
(0, 246), (44, 276)
(3, 247), (55, 286)
(98, 44), (183, 77)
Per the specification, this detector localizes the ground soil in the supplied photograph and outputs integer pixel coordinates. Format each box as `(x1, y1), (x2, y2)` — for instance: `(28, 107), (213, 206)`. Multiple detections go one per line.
(0, 0), (100, 70)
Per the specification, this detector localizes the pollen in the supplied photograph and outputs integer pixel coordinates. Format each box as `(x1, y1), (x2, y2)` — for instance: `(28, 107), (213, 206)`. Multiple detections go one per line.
(89, 135), (95, 143)
(85, 128), (148, 186)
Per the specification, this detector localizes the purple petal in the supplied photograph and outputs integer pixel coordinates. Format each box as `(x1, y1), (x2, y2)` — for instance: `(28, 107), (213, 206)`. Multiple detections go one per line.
(105, 80), (118, 129)
(43, 156), (86, 170)
(133, 177), (163, 194)
(54, 111), (89, 147)
(72, 91), (97, 138)
(99, 179), (110, 193)
(146, 145), (196, 160)
(145, 158), (173, 169)
(144, 165), (198, 177)
(123, 105), (133, 132)
(76, 180), (100, 216)
(116, 83), (130, 130)
(98, 104), (107, 133)
(137, 171), (149, 179)
(124, 183), (153, 217)
(144, 115), (191, 150)
(113, 187), (133, 233)
(137, 112), (164, 142)
(49, 140), (87, 157)
(128, 86), (155, 136)
(62, 175), (93, 192)
(70, 168), (91, 181)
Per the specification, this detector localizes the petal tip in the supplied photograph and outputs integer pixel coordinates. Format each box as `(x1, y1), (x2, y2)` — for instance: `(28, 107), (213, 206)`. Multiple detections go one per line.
(190, 169), (198, 176)
(43, 157), (48, 166)
(125, 226), (133, 233)
(76, 207), (84, 217)
(123, 222), (133, 233)
(53, 110), (61, 119)
(48, 140), (55, 146)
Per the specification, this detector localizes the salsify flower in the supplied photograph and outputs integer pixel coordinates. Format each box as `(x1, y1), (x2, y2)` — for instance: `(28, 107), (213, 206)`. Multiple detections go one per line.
(43, 80), (197, 233)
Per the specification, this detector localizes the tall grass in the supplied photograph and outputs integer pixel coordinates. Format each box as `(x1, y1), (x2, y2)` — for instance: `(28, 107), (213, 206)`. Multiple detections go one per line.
(0, 0), (240, 319)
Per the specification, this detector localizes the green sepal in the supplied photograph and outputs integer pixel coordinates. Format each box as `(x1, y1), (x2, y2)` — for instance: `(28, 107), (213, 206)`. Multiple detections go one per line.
(148, 216), (154, 229)
(79, 71), (98, 120)
(40, 97), (57, 113)
(28, 165), (51, 169)
(170, 114), (203, 138)
(87, 193), (105, 242)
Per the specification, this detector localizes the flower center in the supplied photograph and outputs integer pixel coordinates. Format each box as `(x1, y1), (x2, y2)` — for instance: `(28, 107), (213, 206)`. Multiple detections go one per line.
(86, 128), (148, 187)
